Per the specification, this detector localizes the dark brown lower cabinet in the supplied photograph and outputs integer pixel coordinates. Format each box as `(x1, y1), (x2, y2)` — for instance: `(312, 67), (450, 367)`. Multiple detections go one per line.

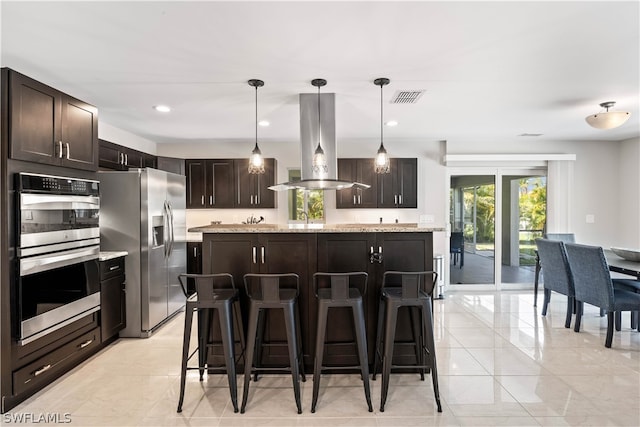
(99, 256), (126, 342)
(202, 231), (433, 373)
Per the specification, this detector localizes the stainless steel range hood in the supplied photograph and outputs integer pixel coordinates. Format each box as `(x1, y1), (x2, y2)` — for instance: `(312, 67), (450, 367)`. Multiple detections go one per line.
(268, 92), (370, 191)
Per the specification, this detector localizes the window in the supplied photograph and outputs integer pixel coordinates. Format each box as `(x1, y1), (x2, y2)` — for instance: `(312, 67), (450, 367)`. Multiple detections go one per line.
(287, 169), (324, 222)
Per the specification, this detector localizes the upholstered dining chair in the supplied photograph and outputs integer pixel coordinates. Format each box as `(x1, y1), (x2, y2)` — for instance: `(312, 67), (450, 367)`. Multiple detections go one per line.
(564, 243), (640, 348)
(533, 233), (576, 307)
(535, 239), (575, 328)
(450, 232), (464, 268)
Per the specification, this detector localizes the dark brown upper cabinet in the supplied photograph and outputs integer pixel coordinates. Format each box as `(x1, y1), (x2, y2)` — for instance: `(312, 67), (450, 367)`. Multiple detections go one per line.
(336, 158), (378, 208)
(377, 158), (418, 208)
(98, 139), (156, 171)
(337, 158), (417, 209)
(186, 158), (276, 209)
(235, 158), (276, 208)
(6, 69), (98, 171)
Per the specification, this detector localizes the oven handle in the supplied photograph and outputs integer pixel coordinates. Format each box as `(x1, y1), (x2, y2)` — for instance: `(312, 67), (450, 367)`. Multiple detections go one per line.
(20, 246), (99, 276)
(21, 194), (100, 210)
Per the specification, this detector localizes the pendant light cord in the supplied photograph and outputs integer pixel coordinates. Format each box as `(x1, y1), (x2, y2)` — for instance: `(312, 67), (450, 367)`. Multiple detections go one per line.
(317, 85), (322, 145)
(380, 83), (384, 147)
(255, 85), (258, 147)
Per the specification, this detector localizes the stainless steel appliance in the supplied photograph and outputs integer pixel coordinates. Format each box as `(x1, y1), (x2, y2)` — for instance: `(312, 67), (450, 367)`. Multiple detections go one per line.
(98, 168), (186, 337)
(15, 173), (101, 346)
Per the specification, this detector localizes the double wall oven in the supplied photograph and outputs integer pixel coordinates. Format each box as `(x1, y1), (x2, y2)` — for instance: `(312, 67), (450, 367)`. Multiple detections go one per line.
(15, 173), (100, 346)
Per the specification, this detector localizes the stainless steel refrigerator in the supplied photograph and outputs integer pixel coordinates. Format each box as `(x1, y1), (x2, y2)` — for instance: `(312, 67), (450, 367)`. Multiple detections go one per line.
(98, 168), (186, 337)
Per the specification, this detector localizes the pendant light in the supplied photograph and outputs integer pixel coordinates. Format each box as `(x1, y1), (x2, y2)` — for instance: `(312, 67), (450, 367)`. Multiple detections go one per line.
(585, 101), (631, 130)
(374, 78), (391, 174)
(311, 78), (328, 177)
(248, 79), (265, 174)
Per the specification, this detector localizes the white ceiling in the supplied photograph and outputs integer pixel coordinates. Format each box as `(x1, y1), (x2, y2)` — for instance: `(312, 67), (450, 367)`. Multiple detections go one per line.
(2, 1), (638, 146)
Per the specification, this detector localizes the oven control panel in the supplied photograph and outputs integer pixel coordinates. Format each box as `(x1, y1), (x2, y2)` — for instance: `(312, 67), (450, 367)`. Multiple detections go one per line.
(18, 173), (99, 196)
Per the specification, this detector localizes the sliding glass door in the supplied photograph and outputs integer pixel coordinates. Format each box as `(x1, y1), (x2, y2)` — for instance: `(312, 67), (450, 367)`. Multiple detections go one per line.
(448, 168), (546, 289)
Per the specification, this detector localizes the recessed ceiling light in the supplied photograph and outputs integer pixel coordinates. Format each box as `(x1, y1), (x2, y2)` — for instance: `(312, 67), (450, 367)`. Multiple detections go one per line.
(153, 105), (171, 113)
(258, 120), (270, 127)
(385, 120), (398, 127)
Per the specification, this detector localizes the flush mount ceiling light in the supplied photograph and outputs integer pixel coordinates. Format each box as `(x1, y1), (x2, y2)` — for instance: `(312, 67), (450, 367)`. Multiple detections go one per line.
(248, 79), (265, 174)
(374, 78), (391, 174)
(153, 105), (171, 113)
(585, 101), (631, 130)
(311, 78), (328, 177)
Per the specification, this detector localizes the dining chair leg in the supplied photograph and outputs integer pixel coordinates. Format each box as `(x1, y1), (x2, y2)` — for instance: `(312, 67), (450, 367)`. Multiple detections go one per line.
(564, 296), (573, 329)
(605, 311), (615, 348)
(533, 255), (541, 307)
(541, 288), (551, 316)
(615, 311), (622, 332)
(574, 301), (583, 332)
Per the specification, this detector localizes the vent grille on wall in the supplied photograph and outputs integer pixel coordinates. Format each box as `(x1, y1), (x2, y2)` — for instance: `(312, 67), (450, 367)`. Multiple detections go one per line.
(390, 90), (425, 104)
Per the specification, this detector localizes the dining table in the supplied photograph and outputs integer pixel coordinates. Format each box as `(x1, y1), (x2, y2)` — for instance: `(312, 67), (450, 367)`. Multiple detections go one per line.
(533, 247), (640, 307)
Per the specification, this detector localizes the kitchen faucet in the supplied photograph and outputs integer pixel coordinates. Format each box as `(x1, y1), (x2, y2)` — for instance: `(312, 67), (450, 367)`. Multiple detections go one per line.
(299, 211), (309, 224)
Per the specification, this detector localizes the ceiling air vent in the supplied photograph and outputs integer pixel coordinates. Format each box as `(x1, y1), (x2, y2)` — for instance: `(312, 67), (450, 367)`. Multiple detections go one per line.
(390, 90), (425, 104)
(518, 133), (543, 137)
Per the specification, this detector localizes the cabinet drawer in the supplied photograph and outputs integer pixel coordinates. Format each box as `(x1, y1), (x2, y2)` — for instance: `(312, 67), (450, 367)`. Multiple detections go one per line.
(100, 257), (125, 280)
(13, 328), (100, 395)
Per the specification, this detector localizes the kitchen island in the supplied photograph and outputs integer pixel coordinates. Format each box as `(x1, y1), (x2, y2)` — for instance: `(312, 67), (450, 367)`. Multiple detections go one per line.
(188, 223), (444, 371)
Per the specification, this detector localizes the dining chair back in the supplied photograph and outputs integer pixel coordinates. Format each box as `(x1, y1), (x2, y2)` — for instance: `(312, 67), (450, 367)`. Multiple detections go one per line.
(543, 233), (576, 243)
(564, 243), (640, 348)
(535, 238), (575, 328)
(450, 232), (464, 268)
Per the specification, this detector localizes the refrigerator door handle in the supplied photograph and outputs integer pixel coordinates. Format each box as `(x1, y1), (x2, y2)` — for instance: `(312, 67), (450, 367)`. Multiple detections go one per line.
(163, 201), (169, 258)
(167, 201), (175, 256)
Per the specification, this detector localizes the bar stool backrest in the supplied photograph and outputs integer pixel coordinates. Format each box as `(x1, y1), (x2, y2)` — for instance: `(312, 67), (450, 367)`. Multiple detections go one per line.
(243, 273), (300, 302)
(178, 273), (236, 300)
(313, 272), (368, 300)
(382, 271), (437, 298)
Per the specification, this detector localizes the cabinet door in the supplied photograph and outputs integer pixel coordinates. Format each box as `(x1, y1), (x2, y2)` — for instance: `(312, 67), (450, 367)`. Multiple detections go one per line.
(8, 70), (61, 164)
(123, 148), (144, 169)
(98, 139), (125, 170)
(157, 156), (185, 175)
(316, 233), (377, 364)
(100, 275), (126, 341)
(186, 160), (206, 208)
(377, 159), (397, 208)
(186, 242), (202, 295)
(355, 159), (378, 208)
(259, 233), (316, 368)
(235, 158), (276, 208)
(336, 159), (357, 208)
(60, 95), (98, 171)
(143, 153), (157, 169)
(207, 159), (235, 208)
(396, 158), (417, 208)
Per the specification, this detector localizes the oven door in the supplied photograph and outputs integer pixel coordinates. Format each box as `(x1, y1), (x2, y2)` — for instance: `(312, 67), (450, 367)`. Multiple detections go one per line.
(19, 193), (100, 250)
(18, 247), (100, 346)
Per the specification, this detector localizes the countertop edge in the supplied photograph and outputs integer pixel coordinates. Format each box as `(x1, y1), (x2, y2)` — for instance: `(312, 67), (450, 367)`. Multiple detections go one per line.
(188, 226), (446, 233)
(99, 251), (129, 261)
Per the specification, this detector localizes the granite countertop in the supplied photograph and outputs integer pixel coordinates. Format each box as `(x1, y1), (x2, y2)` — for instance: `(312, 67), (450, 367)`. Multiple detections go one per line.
(188, 223), (445, 234)
(99, 251), (128, 261)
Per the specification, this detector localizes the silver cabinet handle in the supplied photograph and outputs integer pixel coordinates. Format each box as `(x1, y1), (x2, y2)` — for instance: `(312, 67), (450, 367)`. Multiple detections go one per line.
(193, 247), (197, 257)
(358, 194), (362, 204)
(57, 141), (63, 158)
(65, 142), (70, 160)
(124, 153), (128, 165)
(79, 339), (93, 349)
(261, 246), (265, 264)
(252, 247), (257, 264)
(210, 195), (213, 205)
(250, 195), (254, 205)
(398, 194), (402, 205)
(201, 195), (205, 206)
(353, 195), (357, 205)
(379, 246), (383, 254)
(109, 265), (120, 271)
(34, 364), (52, 376)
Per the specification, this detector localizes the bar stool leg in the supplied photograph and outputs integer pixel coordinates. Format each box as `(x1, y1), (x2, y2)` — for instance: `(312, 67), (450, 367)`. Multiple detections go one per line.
(233, 299), (246, 363)
(380, 301), (398, 412)
(408, 307), (425, 381)
(294, 301), (306, 382)
(218, 301), (239, 413)
(177, 305), (194, 413)
(253, 309), (267, 382)
(311, 301), (329, 413)
(372, 296), (386, 381)
(352, 299), (373, 412)
(283, 303), (303, 414)
(240, 303), (260, 414)
(422, 299), (442, 412)
(198, 308), (212, 381)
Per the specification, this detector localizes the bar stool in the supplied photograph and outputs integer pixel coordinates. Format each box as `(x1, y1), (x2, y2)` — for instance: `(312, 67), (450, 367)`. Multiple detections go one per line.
(372, 271), (442, 413)
(241, 273), (306, 414)
(311, 272), (373, 413)
(176, 273), (245, 413)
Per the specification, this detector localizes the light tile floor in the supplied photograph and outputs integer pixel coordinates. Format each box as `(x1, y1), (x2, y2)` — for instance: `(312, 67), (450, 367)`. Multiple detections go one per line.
(4, 290), (639, 426)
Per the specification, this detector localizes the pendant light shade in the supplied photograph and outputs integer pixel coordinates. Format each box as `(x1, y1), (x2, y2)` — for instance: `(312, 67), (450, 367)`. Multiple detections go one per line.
(311, 79), (328, 177)
(585, 101), (631, 130)
(374, 78), (391, 174)
(248, 79), (265, 174)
